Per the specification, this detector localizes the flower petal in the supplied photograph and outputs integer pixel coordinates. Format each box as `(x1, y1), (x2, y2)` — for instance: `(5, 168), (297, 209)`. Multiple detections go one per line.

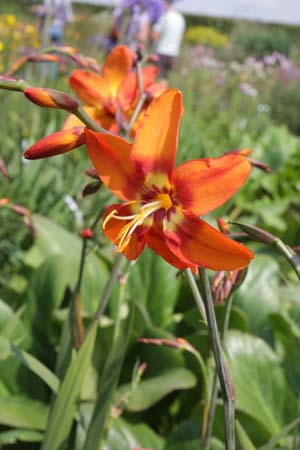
(164, 211), (254, 271)
(131, 89), (183, 180)
(103, 204), (146, 260)
(173, 153), (252, 216)
(103, 45), (133, 98)
(84, 129), (141, 201)
(69, 70), (110, 106)
(146, 224), (198, 273)
(24, 127), (85, 159)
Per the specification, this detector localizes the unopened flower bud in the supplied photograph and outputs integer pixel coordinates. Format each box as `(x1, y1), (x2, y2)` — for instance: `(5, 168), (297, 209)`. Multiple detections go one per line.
(24, 87), (79, 112)
(85, 168), (99, 179)
(82, 181), (102, 197)
(248, 157), (272, 173)
(56, 46), (78, 54)
(217, 218), (230, 234)
(231, 221), (275, 244)
(24, 126), (85, 160)
(28, 54), (60, 63)
(80, 228), (93, 239)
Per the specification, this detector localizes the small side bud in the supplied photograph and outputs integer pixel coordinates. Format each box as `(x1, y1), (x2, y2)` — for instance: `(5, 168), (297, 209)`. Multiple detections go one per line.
(217, 218), (230, 234)
(248, 157), (272, 173)
(24, 126), (85, 160)
(24, 87), (79, 112)
(82, 181), (102, 197)
(28, 54), (60, 63)
(85, 168), (100, 179)
(231, 221), (275, 244)
(80, 228), (93, 239)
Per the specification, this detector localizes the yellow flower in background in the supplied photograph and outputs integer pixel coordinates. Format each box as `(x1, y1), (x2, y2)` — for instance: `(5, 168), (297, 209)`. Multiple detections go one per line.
(4, 14), (17, 27)
(0, 42), (4, 52)
(25, 24), (35, 35)
(186, 26), (229, 48)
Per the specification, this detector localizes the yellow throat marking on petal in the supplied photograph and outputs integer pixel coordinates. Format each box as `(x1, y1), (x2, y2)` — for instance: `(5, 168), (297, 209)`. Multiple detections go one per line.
(103, 194), (173, 252)
(144, 172), (171, 192)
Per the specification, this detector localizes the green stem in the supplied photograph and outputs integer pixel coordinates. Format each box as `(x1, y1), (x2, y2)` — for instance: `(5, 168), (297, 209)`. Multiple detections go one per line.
(71, 209), (104, 349)
(273, 237), (300, 281)
(202, 295), (234, 450)
(0, 77), (31, 92)
(71, 239), (88, 348)
(231, 221), (300, 282)
(125, 92), (147, 137)
(185, 268), (207, 322)
(87, 253), (124, 334)
(112, 263), (133, 344)
(136, 60), (144, 95)
(75, 107), (109, 133)
(199, 268), (236, 450)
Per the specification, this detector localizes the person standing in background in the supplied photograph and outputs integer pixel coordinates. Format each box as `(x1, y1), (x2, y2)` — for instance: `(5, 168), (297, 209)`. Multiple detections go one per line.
(152, 0), (185, 79)
(105, 0), (165, 53)
(46, 0), (74, 45)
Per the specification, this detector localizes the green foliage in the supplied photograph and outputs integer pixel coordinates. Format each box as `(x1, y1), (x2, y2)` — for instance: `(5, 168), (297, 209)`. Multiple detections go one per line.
(270, 80), (300, 135)
(232, 26), (290, 59)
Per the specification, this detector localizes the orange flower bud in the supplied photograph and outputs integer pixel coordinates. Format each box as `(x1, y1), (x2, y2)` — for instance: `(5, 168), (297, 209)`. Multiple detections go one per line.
(217, 218), (230, 235)
(24, 127), (85, 160)
(24, 87), (79, 112)
(57, 46), (78, 54)
(28, 54), (60, 63)
(0, 197), (9, 205)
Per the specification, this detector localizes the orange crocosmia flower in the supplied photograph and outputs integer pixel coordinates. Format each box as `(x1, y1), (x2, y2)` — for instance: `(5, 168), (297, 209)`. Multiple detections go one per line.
(84, 89), (254, 273)
(64, 45), (163, 134)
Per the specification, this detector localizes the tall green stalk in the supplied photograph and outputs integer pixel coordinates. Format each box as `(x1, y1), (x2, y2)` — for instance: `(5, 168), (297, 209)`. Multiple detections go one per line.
(198, 268), (236, 450)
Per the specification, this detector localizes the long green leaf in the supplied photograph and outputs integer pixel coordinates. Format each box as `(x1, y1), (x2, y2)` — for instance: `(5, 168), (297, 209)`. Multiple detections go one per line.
(0, 395), (48, 430)
(119, 368), (197, 412)
(236, 421), (256, 450)
(0, 429), (43, 445)
(41, 324), (97, 450)
(0, 336), (59, 393)
(83, 312), (132, 450)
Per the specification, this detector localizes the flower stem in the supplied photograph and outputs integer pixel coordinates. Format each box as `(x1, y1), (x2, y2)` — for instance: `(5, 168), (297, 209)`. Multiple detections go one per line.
(185, 268), (207, 322)
(199, 268), (236, 450)
(0, 77), (31, 92)
(202, 295), (234, 450)
(125, 92), (147, 137)
(75, 106), (109, 134)
(87, 253), (124, 334)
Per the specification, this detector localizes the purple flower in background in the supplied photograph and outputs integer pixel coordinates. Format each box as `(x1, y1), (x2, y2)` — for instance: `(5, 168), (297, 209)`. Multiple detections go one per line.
(118, 0), (165, 23)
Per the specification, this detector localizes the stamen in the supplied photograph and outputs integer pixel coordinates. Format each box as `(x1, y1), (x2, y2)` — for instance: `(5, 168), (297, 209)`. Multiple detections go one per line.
(104, 195), (174, 253)
(103, 209), (118, 229)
